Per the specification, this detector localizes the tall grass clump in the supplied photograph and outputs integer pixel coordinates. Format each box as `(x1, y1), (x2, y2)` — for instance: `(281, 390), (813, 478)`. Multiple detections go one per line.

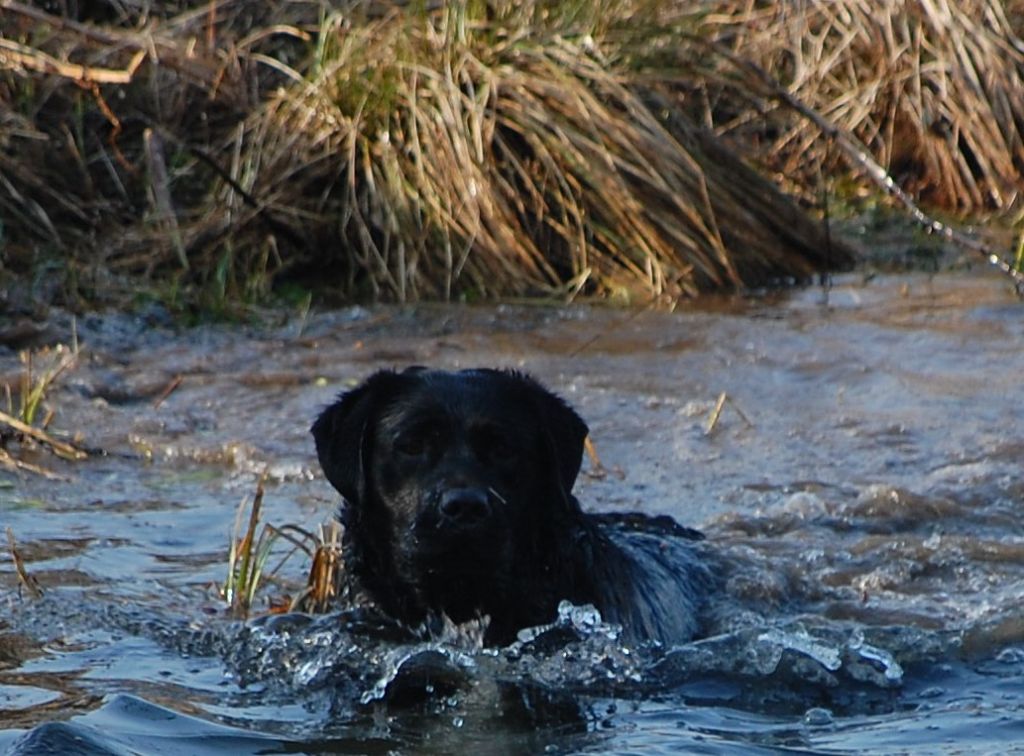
(225, 2), (849, 301)
(0, 0), (318, 306)
(0, 1), (851, 306)
(7, 1), (1024, 306)
(696, 0), (1024, 215)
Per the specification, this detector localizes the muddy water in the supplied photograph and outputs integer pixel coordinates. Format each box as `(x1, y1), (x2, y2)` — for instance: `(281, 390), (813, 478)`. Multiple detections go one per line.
(1, 272), (1022, 754)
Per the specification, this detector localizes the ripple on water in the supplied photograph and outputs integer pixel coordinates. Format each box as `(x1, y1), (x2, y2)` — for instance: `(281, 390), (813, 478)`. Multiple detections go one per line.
(1, 274), (1022, 752)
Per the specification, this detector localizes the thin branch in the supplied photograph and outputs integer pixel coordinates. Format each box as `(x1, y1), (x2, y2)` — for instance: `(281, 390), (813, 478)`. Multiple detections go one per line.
(0, 36), (145, 84)
(0, 409), (88, 460)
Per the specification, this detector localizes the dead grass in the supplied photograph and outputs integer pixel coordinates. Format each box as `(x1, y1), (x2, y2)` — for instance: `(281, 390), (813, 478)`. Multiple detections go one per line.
(6, 527), (44, 599)
(222, 474), (343, 618)
(692, 0), (1024, 216)
(234, 4), (848, 301)
(4, 0), (1022, 307)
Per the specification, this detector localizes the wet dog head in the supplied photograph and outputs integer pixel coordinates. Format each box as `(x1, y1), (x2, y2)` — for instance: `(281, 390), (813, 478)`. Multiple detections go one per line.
(311, 367), (589, 632)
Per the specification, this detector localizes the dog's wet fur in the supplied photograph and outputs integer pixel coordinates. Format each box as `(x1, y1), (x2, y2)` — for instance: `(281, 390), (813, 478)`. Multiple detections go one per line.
(312, 367), (711, 646)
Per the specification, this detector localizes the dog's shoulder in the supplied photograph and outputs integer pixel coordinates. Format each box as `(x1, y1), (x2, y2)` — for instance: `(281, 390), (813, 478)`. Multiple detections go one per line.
(588, 511), (705, 542)
(582, 511), (713, 645)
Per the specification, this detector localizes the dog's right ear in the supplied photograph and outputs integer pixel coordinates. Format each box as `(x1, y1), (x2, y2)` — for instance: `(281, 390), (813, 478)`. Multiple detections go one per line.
(311, 370), (406, 505)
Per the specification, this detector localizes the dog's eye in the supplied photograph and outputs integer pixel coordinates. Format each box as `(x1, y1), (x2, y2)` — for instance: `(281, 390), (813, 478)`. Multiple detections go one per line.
(395, 428), (432, 457)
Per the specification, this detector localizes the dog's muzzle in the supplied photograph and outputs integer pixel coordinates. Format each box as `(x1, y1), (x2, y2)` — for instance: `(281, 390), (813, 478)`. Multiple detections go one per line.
(437, 487), (492, 526)
(416, 487), (497, 532)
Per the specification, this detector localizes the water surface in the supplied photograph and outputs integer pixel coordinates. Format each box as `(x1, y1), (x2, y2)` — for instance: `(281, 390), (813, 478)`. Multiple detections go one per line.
(1, 272), (1022, 754)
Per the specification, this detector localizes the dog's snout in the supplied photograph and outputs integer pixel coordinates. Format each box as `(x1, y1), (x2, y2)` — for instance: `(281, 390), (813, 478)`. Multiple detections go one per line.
(437, 487), (491, 526)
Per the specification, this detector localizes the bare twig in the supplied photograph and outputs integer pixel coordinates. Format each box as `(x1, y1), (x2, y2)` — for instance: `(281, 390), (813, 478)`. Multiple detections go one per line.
(726, 394), (754, 428)
(152, 375), (183, 409)
(704, 392), (728, 436)
(583, 435), (608, 479)
(0, 409), (87, 460)
(0, 36), (145, 84)
(0, 448), (63, 479)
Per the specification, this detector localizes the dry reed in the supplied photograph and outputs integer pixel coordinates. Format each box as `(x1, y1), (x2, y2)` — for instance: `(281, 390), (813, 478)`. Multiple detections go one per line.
(5, 0), (1020, 306)
(694, 0), (1024, 215)
(234, 4), (848, 301)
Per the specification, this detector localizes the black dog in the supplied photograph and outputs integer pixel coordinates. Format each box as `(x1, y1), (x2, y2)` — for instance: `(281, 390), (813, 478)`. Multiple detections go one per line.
(312, 367), (710, 646)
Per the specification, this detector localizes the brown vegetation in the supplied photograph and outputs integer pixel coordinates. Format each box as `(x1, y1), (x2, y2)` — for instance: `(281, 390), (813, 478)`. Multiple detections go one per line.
(695, 0), (1024, 214)
(1, 1), (1021, 307)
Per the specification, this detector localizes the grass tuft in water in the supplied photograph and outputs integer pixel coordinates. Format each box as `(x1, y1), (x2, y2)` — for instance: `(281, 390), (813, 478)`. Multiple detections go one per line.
(0, 338), (86, 475)
(293, 520), (343, 615)
(223, 475), (277, 619)
(222, 474), (344, 618)
(12, 342), (79, 429)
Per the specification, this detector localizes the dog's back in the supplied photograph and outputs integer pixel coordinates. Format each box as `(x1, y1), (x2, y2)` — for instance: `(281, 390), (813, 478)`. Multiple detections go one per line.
(569, 514), (712, 644)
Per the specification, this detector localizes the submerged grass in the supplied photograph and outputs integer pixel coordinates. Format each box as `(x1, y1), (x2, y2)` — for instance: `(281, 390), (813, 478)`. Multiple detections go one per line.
(1, 1), (1021, 307)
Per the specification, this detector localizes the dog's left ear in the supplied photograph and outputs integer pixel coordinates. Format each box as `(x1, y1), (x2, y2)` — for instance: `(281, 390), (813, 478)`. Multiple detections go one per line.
(517, 375), (589, 495)
(311, 370), (406, 506)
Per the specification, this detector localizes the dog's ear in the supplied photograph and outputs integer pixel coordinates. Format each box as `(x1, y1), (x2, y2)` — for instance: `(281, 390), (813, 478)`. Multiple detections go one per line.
(311, 370), (407, 505)
(513, 373), (589, 495)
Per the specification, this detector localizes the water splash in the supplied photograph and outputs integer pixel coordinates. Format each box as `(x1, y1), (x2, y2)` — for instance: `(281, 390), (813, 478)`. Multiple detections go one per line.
(757, 626), (843, 672)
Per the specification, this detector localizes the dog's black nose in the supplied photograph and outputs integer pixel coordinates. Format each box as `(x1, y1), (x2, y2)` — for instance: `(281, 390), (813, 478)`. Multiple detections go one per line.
(437, 488), (491, 526)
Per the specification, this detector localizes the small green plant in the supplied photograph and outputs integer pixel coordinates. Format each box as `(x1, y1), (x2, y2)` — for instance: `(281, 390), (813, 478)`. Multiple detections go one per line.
(223, 476), (278, 618)
(0, 337), (86, 475)
(222, 475), (344, 617)
(13, 342), (78, 428)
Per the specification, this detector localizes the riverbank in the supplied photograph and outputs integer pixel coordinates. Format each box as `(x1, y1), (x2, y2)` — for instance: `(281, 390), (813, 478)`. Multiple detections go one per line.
(3, 1), (1022, 310)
